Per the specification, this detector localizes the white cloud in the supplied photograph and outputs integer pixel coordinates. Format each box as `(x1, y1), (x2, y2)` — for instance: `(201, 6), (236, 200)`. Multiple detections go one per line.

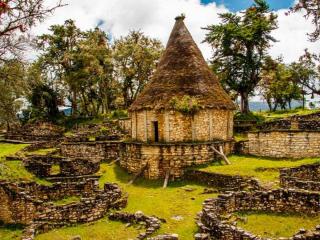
(270, 9), (320, 63)
(31, 0), (320, 64)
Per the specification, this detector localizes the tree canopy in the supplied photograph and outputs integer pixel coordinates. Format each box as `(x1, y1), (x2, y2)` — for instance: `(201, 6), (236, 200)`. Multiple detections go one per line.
(204, 0), (278, 113)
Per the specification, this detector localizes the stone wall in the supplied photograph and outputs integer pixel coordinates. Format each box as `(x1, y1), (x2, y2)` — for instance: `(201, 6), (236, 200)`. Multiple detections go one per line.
(24, 155), (100, 177)
(5, 122), (64, 142)
(248, 130), (320, 158)
(197, 189), (320, 240)
(121, 141), (233, 179)
(0, 180), (125, 226)
(184, 170), (262, 191)
(280, 163), (320, 191)
(61, 141), (122, 161)
(130, 109), (233, 143)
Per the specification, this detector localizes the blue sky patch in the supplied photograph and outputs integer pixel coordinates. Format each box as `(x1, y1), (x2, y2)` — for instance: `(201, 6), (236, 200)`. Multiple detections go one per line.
(201, 0), (295, 12)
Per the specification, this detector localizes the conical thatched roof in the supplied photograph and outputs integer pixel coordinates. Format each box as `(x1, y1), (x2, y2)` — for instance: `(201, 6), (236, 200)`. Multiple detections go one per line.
(129, 16), (236, 111)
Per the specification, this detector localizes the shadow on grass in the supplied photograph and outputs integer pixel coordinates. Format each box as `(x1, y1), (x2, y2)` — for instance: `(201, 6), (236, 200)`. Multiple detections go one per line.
(100, 163), (209, 190)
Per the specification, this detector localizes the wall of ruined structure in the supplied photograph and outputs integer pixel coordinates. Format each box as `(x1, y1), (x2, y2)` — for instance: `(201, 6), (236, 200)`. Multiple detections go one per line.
(5, 122), (64, 142)
(280, 163), (320, 191)
(248, 130), (320, 158)
(24, 155), (100, 177)
(121, 141), (233, 179)
(60, 141), (121, 161)
(130, 109), (233, 143)
(0, 181), (125, 226)
(184, 170), (261, 191)
(198, 189), (320, 240)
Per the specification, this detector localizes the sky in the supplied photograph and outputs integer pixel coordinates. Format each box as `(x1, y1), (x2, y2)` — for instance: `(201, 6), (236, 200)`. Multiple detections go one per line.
(32, 0), (320, 65)
(201, 0), (294, 11)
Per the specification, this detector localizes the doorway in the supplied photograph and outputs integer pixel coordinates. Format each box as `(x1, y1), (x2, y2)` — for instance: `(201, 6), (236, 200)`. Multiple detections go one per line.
(152, 121), (159, 142)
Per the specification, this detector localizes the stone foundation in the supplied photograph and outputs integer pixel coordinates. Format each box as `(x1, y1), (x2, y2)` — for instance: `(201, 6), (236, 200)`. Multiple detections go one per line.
(248, 130), (320, 158)
(280, 163), (320, 191)
(5, 122), (64, 142)
(121, 141), (233, 179)
(60, 141), (122, 162)
(24, 155), (100, 178)
(184, 170), (262, 191)
(0, 180), (126, 226)
(197, 189), (320, 240)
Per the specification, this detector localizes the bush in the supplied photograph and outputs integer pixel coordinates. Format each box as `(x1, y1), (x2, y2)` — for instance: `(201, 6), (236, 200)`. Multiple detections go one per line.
(169, 95), (200, 115)
(109, 110), (128, 119)
(235, 112), (265, 123)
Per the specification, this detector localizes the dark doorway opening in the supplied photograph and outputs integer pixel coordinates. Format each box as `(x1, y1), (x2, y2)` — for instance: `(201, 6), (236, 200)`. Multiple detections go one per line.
(153, 121), (159, 142)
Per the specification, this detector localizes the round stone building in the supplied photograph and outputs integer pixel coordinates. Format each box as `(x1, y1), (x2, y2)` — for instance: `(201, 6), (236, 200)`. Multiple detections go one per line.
(120, 16), (236, 180)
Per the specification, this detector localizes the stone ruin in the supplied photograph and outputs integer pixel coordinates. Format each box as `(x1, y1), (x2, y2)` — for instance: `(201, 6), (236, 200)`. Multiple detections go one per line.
(0, 179), (126, 240)
(23, 155), (100, 178)
(5, 121), (64, 142)
(280, 163), (320, 191)
(196, 162), (320, 240)
(197, 189), (320, 240)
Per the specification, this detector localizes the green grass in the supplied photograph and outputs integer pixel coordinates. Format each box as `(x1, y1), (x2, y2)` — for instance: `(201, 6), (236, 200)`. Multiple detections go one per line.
(255, 109), (320, 121)
(235, 211), (320, 238)
(0, 225), (23, 240)
(0, 143), (51, 185)
(53, 196), (81, 206)
(0, 143), (28, 158)
(27, 148), (57, 156)
(234, 133), (248, 142)
(35, 163), (215, 240)
(197, 155), (320, 187)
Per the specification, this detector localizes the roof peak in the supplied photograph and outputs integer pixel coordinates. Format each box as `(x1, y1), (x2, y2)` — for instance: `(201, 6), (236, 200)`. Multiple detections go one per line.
(175, 14), (185, 21)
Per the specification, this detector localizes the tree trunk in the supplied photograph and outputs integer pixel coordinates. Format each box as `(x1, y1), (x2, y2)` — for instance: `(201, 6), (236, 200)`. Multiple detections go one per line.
(72, 90), (78, 117)
(240, 92), (250, 114)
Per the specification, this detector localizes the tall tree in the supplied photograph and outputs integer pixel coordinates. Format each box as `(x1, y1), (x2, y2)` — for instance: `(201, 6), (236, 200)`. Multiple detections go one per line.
(204, 0), (278, 113)
(70, 28), (115, 115)
(113, 31), (164, 108)
(0, 59), (27, 129)
(291, 0), (320, 41)
(290, 50), (320, 96)
(260, 57), (302, 111)
(0, 0), (63, 63)
(36, 19), (83, 116)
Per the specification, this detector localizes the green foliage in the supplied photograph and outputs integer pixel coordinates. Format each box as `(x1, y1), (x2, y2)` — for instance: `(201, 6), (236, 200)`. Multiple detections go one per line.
(109, 110), (128, 119)
(113, 30), (164, 108)
(260, 57), (302, 111)
(0, 60), (28, 128)
(169, 95), (200, 115)
(236, 211), (320, 238)
(235, 112), (265, 123)
(29, 83), (60, 121)
(204, 0), (278, 113)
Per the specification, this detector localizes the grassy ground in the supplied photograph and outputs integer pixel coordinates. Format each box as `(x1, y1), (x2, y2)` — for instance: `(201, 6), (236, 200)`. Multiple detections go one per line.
(27, 148), (57, 156)
(0, 143), (50, 185)
(0, 143), (319, 239)
(235, 211), (320, 238)
(53, 196), (81, 206)
(196, 155), (320, 187)
(255, 109), (320, 121)
(0, 225), (23, 240)
(36, 163), (214, 240)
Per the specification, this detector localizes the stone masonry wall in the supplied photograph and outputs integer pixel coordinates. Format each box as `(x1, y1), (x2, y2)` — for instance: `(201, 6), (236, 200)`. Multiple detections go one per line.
(121, 141), (233, 179)
(198, 189), (320, 240)
(24, 155), (100, 178)
(60, 141), (122, 161)
(130, 109), (233, 143)
(184, 170), (261, 191)
(248, 130), (320, 158)
(0, 181), (125, 226)
(280, 163), (320, 191)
